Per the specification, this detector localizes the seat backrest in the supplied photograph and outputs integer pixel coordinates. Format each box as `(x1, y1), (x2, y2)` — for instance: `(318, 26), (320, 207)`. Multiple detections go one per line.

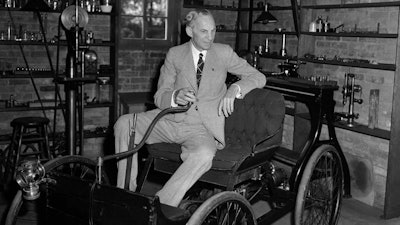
(224, 88), (285, 151)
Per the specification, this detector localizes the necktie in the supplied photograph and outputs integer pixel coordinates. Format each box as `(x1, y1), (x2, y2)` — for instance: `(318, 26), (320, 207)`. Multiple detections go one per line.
(196, 53), (204, 87)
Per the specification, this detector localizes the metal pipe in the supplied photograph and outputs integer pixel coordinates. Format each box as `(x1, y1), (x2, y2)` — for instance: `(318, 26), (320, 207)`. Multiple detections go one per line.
(66, 55), (76, 155)
(348, 74), (355, 125)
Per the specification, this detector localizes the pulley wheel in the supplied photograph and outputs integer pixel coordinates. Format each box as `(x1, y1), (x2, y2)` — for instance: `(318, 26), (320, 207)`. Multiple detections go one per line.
(61, 5), (89, 30)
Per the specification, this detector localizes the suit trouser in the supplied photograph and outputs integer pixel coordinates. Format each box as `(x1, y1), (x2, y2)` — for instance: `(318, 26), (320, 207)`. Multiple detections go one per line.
(114, 109), (217, 207)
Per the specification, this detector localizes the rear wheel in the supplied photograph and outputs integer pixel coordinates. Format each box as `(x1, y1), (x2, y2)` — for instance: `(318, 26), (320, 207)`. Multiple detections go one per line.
(187, 191), (256, 225)
(294, 145), (344, 225)
(5, 155), (108, 225)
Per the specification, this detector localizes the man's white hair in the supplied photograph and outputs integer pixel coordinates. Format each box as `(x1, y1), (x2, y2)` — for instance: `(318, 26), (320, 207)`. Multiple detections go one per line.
(184, 9), (213, 28)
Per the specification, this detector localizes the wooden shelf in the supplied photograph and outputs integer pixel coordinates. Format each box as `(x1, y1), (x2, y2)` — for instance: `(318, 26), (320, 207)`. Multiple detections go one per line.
(301, 1), (400, 9)
(216, 29), (236, 33)
(182, 4), (238, 11)
(238, 30), (297, 35)
(301, 31), (398, 38)
(1, 71), (54, 78)
(0, 40), (115, 47)
(260, 54), (297, 60)
(0, 106), (56, 112)
(0, 6), (115, 15)
(85, 103), (113, 108)
(0, 72), (114, 79)
(240, 6), (292, 11)
(289, 109), (390, 140)
(0, 103), (112, 112)
(299, 58), (396, 71)
(334, 121), (390, 140)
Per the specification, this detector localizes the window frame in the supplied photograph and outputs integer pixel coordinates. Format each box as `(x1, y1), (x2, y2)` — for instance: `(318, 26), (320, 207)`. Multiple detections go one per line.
(119, 0), (180, 50)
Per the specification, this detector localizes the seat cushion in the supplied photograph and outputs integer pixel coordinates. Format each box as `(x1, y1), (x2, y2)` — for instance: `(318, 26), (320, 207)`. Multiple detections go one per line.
(148, 143), (253, 171)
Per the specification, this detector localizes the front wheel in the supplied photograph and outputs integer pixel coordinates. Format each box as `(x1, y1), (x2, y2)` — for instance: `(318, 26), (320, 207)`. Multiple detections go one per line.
(187, 191), (256, 225)
(5, 155), (108, 225)
(294, 145), (344, 225)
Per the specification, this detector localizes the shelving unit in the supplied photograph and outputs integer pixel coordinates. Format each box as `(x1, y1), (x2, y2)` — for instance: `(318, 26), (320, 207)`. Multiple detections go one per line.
(0, 3), (119, 142)
(296, 0), (400, 219)
(296, 1), (399, 140)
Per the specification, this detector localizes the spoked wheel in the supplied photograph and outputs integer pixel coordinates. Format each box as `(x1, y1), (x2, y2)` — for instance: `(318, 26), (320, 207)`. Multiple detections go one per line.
(187, 191), (256, 225)
(294, 145), (344, 225)
(5, 155), (108, 225)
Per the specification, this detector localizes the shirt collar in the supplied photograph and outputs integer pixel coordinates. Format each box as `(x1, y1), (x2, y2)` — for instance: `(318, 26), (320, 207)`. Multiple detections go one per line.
(190, 41), (207, 58)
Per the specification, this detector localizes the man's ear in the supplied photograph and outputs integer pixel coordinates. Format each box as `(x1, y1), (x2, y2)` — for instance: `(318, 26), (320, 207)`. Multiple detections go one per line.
(186, 26), (193, 38)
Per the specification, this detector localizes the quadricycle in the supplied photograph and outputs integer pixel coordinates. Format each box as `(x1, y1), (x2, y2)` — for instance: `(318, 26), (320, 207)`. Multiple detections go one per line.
(5, 78), (350, 225)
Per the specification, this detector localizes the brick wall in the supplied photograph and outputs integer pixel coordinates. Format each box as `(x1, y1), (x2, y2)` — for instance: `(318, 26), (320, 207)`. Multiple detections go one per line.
(118, 50), (166, 93)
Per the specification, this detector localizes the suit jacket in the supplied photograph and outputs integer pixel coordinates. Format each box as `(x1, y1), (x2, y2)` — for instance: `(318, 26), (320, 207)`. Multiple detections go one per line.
(152, 41), (266, 149)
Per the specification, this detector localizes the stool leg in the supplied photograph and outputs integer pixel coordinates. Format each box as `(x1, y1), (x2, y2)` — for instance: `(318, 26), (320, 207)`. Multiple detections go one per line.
(10, 125), (24, 182)
(37, 125), (51, 160)
(36, 126), (46, 160)
(43, 125), (51, 160)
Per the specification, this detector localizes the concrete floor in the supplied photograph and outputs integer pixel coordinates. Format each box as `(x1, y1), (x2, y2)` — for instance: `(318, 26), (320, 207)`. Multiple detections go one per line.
(1, 185), (400, 225)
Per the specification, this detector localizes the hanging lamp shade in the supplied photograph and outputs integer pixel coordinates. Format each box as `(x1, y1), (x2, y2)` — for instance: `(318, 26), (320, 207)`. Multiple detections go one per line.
(254, 4), (277, 24)
(20, 0), (51, 12)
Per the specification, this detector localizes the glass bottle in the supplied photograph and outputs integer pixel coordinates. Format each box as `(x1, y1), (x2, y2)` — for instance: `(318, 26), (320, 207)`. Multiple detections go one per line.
(316, 16), (323, 32)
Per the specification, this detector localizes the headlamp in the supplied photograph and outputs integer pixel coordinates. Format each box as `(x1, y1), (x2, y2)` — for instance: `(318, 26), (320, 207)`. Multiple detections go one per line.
(15, 160), (45, 200)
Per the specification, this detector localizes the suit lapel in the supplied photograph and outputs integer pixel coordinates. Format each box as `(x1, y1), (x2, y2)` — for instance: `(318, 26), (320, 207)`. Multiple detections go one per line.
(182, 43), (198, 91)
(199, 45), (217, 91)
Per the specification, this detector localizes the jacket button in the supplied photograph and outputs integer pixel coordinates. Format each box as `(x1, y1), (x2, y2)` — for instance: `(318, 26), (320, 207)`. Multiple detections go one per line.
(195, 106), (198, 110)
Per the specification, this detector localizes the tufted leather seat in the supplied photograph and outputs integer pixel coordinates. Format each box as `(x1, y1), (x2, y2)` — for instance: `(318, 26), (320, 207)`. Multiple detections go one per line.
(137, 88), (286, 190)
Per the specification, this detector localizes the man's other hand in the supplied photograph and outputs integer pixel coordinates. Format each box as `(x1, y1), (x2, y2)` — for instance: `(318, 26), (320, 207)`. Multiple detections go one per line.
(175, 87), (197, 106)
(218, 85), (239, 117)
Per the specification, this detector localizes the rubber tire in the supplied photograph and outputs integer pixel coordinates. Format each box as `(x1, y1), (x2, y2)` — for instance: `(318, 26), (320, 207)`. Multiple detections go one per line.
(5, 155), (108, 225)
(294, 145), (344, 225)
(187, 191), (256, 225)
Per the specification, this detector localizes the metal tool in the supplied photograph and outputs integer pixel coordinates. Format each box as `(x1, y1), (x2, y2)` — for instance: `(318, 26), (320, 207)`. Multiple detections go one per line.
(336, 73), (363, 127)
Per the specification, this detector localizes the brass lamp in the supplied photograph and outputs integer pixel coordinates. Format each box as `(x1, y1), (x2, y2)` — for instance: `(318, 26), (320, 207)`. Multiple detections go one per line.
(254, 3), (278, 24)
(15, 160), (45, 200)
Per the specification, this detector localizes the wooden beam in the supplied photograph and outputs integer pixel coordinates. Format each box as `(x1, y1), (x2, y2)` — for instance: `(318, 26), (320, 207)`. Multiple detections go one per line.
(384, 5), (400, 219)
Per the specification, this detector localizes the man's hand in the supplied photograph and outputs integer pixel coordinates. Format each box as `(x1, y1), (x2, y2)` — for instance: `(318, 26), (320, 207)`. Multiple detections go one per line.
(218, 85), (239, 117)
(174, 87), (197, 106)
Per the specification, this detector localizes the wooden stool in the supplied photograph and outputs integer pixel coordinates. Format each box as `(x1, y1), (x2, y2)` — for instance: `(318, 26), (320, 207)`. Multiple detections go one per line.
(4, 117), (51, 184)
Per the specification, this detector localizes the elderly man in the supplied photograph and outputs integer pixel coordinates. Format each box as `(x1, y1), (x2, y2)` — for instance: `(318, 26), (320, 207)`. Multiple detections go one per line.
(114, 9), (266, 207)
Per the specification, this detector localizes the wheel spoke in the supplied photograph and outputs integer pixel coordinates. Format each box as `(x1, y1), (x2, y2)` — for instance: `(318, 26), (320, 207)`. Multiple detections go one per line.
(296, 146), (344, 225)
(187, 192), (255, 225)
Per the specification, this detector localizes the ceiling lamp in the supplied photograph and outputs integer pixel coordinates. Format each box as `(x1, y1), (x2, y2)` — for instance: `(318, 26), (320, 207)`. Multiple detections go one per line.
(254, 4), (277, 24)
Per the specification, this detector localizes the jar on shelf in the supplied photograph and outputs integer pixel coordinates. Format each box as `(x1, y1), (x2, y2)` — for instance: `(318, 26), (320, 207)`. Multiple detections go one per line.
(95, 77), (112, 103)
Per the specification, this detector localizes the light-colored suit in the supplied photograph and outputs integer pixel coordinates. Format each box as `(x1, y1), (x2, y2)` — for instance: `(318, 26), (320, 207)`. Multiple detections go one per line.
(114, 41), (266, 206)
(153, 41), (266, 148)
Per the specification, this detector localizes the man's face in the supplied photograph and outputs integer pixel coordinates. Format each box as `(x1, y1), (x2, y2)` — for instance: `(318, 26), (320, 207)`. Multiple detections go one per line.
(187, 14), (216, 51)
